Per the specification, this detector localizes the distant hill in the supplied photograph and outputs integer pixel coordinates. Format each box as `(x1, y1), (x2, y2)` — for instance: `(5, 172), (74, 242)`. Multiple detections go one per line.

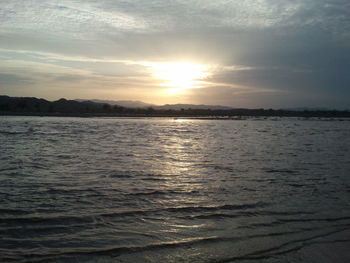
(154, 104), (233, 110)
(0, 95), (124, 113)
(76, 99), (233, 110)
(75, 99), (154, 108)
(282, 107), (331, 111)
(1, 95), (349, 117)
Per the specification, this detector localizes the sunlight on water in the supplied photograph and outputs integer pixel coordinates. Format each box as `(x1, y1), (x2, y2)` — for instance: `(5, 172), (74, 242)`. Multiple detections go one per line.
(0, 116), (349, 263)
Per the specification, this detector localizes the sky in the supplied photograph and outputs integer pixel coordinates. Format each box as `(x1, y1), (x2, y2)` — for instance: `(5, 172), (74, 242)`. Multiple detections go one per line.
(0, 0), (349, 109)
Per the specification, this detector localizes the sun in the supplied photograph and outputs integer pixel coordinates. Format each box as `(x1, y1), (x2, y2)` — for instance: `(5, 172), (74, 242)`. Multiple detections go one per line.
(150, 62), (210, 94)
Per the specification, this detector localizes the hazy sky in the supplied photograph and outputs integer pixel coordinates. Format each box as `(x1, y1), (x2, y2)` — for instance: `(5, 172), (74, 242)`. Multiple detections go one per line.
(0, 0), (349, 108)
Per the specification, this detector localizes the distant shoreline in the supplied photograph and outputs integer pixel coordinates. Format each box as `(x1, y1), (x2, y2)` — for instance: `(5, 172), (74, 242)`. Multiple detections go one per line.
(1, 95), (350, 118)
(1, 112), (350, 120)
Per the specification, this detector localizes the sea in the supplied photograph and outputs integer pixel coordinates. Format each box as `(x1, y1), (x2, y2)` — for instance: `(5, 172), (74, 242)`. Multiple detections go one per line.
(0, 116), (350, 263)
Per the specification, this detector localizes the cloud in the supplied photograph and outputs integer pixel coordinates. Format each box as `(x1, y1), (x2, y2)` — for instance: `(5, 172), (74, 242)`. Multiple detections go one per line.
(0, 59), (162, 101)
(0, 0), (349, 108)
(0, 1), (149, 34)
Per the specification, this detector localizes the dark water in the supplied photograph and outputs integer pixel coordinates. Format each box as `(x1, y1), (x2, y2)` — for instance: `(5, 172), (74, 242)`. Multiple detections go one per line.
(1, 116), (350, 263)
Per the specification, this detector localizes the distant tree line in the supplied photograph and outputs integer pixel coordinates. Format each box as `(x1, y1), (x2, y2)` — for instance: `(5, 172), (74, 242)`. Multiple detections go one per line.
(0, 95), (349, 118)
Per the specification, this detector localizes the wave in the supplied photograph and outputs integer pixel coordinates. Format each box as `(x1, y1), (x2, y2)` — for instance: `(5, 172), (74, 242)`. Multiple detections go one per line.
(0, 130), (27, 135)
(0, 202), (267, 228)
(264, 169), (299, 174)
(4, 226), (350, 263)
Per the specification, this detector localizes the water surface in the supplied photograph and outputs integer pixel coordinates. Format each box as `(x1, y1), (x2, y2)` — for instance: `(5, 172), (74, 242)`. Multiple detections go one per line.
(1, 116), (350, 262)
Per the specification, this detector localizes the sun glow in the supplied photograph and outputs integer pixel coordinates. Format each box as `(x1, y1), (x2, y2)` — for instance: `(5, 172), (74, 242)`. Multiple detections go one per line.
(150, 62), (210, 94)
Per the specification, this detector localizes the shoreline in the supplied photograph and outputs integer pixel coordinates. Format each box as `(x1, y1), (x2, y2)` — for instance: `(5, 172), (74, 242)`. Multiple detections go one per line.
(1, 112), (350, 120)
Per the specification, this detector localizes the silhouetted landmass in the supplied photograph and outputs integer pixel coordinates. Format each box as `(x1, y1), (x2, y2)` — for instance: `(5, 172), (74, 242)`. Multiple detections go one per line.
(75, 99), (155, 108)
(0, 96), (124, 114)
(154, 104), (233, 110)
(1, 95), (349, 118)
(75, 99), (234, 110)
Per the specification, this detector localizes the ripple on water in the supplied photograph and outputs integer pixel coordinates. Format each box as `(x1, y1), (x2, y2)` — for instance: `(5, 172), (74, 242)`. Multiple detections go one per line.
(0, 116), (349, 262)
